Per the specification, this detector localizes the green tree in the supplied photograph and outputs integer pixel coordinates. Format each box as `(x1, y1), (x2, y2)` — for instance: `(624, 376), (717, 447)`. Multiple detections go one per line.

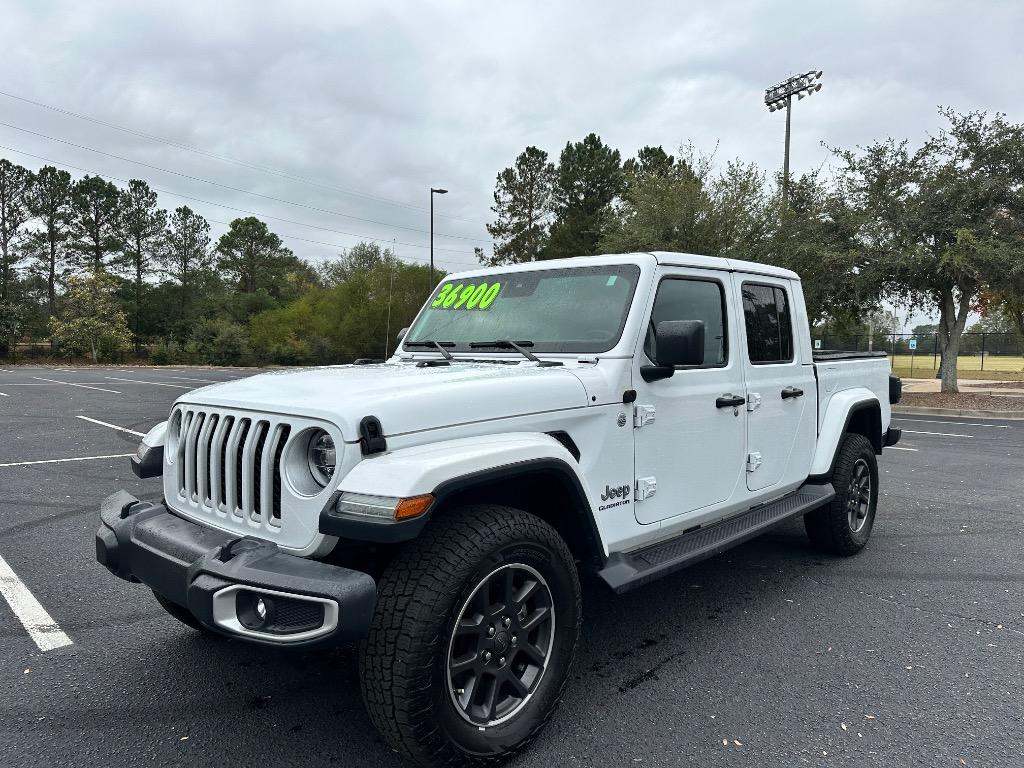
(49, 271), (132, 363)
(545, 133), (623, 258)
(116, 179), (167, 352)
(70, 175), (121, 271)
(600, 146), (712, 254)
(482, 146), (556, 265)
(161, 206), (213, 335)
(835, 109), (1024, 392)
(769, 171), (876, 326)
(0, 159), (31, 303)
(0, 300), (22, 360)
(24, 166), (74, 318)
(216, 217), (295, 295)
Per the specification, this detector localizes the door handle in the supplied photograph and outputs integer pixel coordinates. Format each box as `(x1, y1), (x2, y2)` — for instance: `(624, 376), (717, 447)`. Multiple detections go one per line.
(716, 394), (746, 408)
(781, 386), (804, 399)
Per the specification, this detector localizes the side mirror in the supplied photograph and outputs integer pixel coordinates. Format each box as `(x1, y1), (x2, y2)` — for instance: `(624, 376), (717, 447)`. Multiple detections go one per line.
(396, 327), (409, 343)
(641, 320), (705, 382)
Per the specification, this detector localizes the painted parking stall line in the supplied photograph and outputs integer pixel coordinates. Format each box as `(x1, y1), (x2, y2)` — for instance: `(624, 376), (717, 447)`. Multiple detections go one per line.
(104, 377), (192, 389)
(886, 446), (919, 451)
(0, 453), (134, 468)
(33, 377), (121, 394)
(894, 418), (1010, 429)
(901, 429), (973, 438)
(76, 415), (146, 437)
(0, 553), (73, 652)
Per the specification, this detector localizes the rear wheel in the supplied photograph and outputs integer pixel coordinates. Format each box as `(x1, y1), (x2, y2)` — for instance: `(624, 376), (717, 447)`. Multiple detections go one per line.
(804, 433), (878, 555)
(359, 505), (581, 767)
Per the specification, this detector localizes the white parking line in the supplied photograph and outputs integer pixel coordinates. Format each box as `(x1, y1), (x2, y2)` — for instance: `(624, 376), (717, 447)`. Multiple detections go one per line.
(0, 453), (134, 467)
(75, 415), (146, 437)
(0, 392), (8, 397)
(886, 446), (919, 451)
(895, 418), (1009, 429)
(901, 429), (973, 438)
(0, 553), (73, 651)
(159, 375), (219, 383)
(104, 376), (192, 389)
(33, 377), (121, 394)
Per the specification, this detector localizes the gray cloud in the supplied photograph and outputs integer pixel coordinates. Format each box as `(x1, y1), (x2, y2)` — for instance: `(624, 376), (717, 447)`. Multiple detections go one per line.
(3, 0), (1021, 282)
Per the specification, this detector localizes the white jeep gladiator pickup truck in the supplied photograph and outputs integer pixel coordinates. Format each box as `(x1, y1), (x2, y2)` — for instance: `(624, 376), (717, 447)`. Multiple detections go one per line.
(96, 252), (902, 766)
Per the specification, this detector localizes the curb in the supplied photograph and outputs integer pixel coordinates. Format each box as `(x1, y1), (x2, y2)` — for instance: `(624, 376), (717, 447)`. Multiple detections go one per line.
(892, 405), (1024, 420)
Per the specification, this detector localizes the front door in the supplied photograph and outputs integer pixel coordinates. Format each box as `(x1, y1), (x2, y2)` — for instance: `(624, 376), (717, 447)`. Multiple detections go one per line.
(736, 278), (816, 492)
(632, 268), (747, 525)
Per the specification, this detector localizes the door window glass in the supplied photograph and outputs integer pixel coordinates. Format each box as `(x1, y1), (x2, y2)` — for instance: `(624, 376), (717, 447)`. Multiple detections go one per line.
(644, 278), (727, 367)
(741, 282), (793, 364)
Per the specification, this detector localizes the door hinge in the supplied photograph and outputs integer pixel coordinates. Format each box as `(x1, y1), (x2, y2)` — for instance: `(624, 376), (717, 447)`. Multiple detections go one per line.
(746, 392), (762, 412)
(635, 476), (657, 501)
(746, 452), (763, 472)
(633, 404), (656, 428)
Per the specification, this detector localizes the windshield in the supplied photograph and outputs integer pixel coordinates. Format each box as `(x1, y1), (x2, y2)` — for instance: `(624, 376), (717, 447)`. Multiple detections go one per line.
(404, 263), (642, 354)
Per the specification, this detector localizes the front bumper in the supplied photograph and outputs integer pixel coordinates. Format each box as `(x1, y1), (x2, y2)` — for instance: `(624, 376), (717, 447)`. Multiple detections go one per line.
(96, 491), (376, 648)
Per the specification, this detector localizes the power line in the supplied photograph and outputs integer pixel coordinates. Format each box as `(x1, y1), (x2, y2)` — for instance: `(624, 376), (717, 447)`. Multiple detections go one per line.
(0, 89), (485, 226)
(0, 143), (481, 258)
(0, 120), (488, 244)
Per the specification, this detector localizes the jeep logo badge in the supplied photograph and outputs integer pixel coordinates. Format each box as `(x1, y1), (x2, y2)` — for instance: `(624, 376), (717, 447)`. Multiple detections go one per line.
(601, 483), (631, 502)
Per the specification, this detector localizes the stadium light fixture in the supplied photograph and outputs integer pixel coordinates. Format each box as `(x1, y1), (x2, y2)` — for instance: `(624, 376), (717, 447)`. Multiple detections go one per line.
(764, 70), (825, 210)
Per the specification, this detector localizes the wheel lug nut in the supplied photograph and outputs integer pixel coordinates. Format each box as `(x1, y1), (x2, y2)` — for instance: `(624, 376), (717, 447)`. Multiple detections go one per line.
(511, 635), (518, 645)
(499, 657), (506, 666)
(483, 651), (492, 662)
(503, 617), (511, 628)
(487, 626), (495, 637)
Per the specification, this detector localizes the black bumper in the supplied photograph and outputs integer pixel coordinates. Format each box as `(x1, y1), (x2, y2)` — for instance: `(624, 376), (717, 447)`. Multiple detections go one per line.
(884, 426), (902, 447)
(96, 491), (376, 648)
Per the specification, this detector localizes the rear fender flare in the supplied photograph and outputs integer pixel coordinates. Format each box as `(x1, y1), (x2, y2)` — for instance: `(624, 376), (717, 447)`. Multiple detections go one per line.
(809, 390), (881, 479)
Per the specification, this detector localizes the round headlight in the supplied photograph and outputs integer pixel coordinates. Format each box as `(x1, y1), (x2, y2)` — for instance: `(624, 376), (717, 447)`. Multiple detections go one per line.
(307, 430), (337, 486)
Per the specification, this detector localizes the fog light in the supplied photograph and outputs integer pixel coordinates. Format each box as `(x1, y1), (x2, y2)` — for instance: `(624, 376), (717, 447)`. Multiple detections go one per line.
(255, 598), (267, 621)
(238, 590), (275, 630)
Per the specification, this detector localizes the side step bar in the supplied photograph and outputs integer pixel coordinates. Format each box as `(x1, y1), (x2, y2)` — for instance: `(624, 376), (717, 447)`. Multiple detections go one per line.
(598, 483), (835, 593)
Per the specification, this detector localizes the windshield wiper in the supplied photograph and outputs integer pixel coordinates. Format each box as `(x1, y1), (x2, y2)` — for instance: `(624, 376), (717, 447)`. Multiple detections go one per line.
(469, 340), (562, 366)
(405, 340), (454, 360)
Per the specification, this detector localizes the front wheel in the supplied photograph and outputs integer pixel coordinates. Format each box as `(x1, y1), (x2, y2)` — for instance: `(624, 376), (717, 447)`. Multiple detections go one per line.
(358, 505), (581, 767)
(804, 432), (879, 555)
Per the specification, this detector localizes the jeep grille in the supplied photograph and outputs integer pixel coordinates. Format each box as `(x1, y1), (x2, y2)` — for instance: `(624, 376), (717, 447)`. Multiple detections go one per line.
(173, 406), (291, 528)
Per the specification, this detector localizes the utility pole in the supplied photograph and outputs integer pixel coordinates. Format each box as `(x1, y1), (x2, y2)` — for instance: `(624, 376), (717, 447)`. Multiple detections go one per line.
(429, 187), (448, 289)
(765, 70), (824, 210)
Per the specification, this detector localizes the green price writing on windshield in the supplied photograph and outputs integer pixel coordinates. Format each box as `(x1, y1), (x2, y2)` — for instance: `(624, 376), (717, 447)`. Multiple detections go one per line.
(431, 281), (502, 310)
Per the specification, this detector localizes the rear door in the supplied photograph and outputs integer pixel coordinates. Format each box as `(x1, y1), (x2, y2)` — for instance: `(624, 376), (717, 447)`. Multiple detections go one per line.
(736, 278), (816, 492)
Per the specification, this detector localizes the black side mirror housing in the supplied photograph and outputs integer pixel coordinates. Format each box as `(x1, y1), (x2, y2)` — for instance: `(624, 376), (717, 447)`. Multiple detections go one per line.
(640, 320), (705, 382)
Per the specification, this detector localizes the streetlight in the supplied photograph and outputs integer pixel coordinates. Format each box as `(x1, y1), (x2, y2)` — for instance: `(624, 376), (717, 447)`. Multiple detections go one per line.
(430, 187), (448, 287)
(764, 70), (824, 209)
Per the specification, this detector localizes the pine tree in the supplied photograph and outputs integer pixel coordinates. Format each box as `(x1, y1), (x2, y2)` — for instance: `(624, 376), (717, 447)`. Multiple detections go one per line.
(69, 175), (121, 271)
(482, 146), (555, 266)
(545, 133), (623, 259)
(116, 179), (167, 351)
(0, 159), (31, 302)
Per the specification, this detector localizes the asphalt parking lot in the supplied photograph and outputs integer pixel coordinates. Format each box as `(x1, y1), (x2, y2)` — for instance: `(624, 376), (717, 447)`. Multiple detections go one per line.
(1, 365), (1021, 767)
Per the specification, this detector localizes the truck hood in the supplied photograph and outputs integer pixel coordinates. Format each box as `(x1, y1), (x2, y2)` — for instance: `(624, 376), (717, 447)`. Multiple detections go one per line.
(176, 361), (591, 440)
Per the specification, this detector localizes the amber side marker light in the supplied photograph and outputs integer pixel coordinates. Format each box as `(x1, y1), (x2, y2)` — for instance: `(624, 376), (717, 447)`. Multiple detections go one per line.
(394, 494), (434, 521)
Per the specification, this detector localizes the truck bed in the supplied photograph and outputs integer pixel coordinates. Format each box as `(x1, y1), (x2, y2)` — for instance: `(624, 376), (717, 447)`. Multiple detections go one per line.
(813, 354), (893, 435)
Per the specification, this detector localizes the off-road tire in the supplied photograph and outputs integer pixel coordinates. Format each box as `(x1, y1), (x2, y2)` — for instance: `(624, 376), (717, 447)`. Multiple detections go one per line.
(152, 590), (209, 632)
(804, 432), (878, 555)
(358, 505), (581, 767)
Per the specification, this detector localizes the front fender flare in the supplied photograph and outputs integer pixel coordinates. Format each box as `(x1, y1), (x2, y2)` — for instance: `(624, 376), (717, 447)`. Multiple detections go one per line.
(319, 432), (589, 543)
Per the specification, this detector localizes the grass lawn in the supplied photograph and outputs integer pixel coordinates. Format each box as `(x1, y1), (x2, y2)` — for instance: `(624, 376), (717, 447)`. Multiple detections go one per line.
(890, 353), (1024, 380)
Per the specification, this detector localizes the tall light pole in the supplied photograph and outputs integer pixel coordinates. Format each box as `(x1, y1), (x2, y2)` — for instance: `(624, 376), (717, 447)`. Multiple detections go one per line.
(429, 187), (448, 287)
(764, 70), (823, 210)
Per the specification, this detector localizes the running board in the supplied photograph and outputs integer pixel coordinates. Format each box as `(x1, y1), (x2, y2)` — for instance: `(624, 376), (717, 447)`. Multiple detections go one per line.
(598, 483), (835, 593)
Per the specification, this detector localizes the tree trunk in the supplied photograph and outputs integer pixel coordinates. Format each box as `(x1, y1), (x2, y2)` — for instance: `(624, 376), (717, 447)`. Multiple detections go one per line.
(936, 287), (971, 393)
(48, 233), (57, 352)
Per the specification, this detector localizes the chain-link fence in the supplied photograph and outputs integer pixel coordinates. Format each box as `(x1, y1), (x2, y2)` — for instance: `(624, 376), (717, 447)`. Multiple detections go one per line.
(813, 332), (1024, 376)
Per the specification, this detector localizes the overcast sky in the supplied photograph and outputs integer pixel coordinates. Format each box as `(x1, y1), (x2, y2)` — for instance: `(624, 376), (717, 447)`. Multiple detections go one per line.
(3, 0), (1022, 325)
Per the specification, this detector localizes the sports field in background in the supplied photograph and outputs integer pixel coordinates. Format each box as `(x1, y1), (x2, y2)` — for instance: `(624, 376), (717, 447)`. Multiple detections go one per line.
(889, 353), (1024, 380)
